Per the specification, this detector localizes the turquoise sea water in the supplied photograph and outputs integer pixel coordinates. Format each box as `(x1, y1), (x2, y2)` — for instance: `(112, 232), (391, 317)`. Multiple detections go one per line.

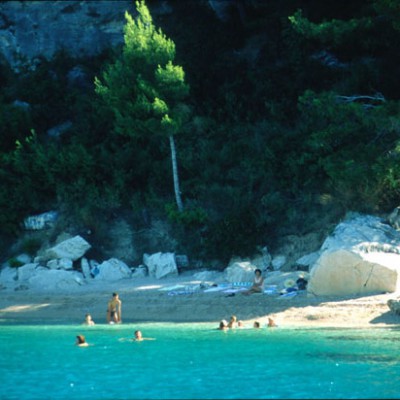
(0, 323), (399, 399)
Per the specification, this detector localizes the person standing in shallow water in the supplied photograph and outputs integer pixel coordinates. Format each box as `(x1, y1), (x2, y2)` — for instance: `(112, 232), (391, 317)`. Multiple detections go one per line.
(107, 292), (122, 324)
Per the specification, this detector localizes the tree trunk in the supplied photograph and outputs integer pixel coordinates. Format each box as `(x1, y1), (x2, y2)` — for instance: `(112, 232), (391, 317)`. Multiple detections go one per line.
(169, 134), (183, 212)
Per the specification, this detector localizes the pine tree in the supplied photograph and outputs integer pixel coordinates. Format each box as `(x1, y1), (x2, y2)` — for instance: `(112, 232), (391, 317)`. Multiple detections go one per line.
(95, 0), (189, 211)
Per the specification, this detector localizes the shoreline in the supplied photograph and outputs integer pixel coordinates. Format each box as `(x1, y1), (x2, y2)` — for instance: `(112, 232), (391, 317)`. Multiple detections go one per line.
(1, 274), (400, 328)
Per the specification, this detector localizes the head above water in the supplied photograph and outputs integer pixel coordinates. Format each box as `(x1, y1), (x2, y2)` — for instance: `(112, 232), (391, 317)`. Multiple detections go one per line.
(135, 330), (142, 339)
(76, 335), (86, 344)
(219, 320), (228, 329)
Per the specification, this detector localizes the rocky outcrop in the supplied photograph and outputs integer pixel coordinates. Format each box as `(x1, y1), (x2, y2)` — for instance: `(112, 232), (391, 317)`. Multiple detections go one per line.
(0, 1), (253, 70)
(94, 258), (132, 281)
(308, 213), (400, 296)
(387, 298), (400, 315)
(224, 261), (255, 283)
(0, 0), (136, 68)
(143, 252), (178, 279)
(40, 235), (91, 262)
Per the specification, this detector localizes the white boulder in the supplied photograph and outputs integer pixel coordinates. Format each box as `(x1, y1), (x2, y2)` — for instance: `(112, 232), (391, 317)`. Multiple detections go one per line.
(94, 258), (132, 281)
(46, 258), (73, 270)
(0, 266), (17, 287)
(80, 257), (92, 279)
(43, 235), (91, 261)
(224, 261), (256, 283)
(17, 263), (41, 281)
(308, 213), (400, 296)
(143, 252), (178, 279)
(28, 269), (85, 290)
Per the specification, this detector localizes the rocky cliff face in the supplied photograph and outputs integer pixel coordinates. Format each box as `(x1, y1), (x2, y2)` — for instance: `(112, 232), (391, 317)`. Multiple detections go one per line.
(0, 0), (241, 70)
(0, 0), (145, 68)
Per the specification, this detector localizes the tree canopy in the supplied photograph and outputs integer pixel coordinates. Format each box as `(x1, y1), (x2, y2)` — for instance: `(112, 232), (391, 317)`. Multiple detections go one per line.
(1, 0), (400, 263)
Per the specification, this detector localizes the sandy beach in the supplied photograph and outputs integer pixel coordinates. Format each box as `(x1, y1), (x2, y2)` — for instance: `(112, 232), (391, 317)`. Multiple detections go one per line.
(1, 271), (400, 328)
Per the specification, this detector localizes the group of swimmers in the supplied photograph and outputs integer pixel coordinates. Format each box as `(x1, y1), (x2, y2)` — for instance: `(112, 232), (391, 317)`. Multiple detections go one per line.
(218, 314), (277, 330)
(81, 292), (122, 327)
(78, 290), (278, 345)
(77, 292), (154, 346)
(75, 330), (155, 347)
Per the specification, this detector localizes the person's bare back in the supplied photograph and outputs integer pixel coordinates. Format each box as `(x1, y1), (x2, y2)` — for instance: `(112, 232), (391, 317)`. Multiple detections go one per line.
(107, 293), (122, 324)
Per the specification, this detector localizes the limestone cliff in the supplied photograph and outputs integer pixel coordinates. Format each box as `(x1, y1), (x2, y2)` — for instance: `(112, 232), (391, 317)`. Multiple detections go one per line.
(0, 0), (243, 69)
(0, 0), (145, 68)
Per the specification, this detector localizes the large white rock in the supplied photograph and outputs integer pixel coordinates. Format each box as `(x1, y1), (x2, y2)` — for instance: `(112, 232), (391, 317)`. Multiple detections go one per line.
(28, 269), (85, 290)
(296, 252), (320, 269)
(309, 249), (399, 296)
(143, 252), (178, 279)
(271, 255), (286, 270)
(80, 257), (92, 279)
(17, 263), (40, 281)
(308, 213), (400, 296)
(43, 235), (91, 261)
(224, 261), (256, 283)
(94, 258), (132, 281)
(46, 258), (73, 270)
(0, 266), (17, 287)
(193, 270), (225, 284)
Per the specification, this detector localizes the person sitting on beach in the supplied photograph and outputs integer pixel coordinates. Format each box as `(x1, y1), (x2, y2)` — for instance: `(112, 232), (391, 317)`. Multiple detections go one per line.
(217, 320), (229, 330)
(82, 313), (95, 326)
(228, 315), (238, 328)
(75, 335), (89, 347)
(267, 317), (277, 327)
(242, 269), (264, 295)
(296, 276), (308, 291)
(107, 292), (122, 324)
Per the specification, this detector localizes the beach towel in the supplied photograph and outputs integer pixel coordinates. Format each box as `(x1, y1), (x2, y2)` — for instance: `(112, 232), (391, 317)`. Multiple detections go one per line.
(167, 290), (194, 296)
(203, 284), (231, 293)
(232, 282), (252, 287)
(278, 291), (297, 299)
(222, 287), (248, 293)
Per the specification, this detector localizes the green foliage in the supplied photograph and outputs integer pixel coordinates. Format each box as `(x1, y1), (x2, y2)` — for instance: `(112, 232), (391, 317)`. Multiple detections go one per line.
(20, 237), (42, 256)
(95, 0), (189, 139)
(95, 0), (190, 213)
(0, 101), (33, 152)
(165, 202), (208, 227)
(7, 257), (24, 268)
(289, 90), (400, 211)
(3, 0), (400, 264)
(289, 10), (373, 47)
(373, 0), (400, 31)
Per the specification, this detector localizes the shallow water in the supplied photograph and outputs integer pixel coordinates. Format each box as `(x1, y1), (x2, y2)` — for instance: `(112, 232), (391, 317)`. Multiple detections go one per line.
(0, 322), (399, 399)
